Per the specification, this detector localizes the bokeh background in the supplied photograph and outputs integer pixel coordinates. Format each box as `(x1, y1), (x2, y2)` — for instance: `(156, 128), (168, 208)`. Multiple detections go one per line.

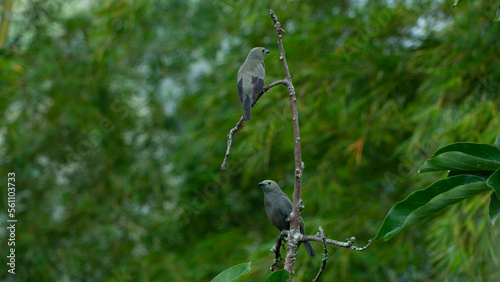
(1, 0), (499, 281)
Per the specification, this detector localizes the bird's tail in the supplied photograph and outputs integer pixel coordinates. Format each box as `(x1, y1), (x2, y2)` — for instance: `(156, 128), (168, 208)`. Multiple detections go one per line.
(303, 241), (315, 257)
(243, 96), (251, 121)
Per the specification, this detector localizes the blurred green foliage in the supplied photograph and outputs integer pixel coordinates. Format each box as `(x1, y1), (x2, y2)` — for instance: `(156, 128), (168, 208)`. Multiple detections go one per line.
(1, 0), (499, 281)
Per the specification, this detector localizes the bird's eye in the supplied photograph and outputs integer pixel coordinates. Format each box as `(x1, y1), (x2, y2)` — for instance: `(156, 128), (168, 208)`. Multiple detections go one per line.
(262, 49), (265, 52)
(267, 181), (271, 185)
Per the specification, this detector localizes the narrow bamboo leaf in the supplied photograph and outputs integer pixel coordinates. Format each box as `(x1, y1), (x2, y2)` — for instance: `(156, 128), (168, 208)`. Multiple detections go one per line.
(374, 175), (487, 241)
(211, 262), (251, 282)
(489, 192), (500, 225)
(495, 5), (500, 21)
(265, 270), (290, 282)
(486, 168), (500, 198)
(420, 151), (500, 173)
(453, 0), (463, 7)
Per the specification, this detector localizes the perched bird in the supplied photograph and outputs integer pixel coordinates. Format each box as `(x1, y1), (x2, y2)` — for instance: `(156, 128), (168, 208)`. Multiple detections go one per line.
(258, 180), (315, 256)
(237, 47), (270, 121)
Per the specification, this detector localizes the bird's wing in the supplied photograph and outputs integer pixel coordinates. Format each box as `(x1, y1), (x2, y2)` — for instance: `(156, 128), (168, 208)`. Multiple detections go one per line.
(237, 77), (243, 103)
(251, 75), (264, 102)
(278, 195), (294, 223)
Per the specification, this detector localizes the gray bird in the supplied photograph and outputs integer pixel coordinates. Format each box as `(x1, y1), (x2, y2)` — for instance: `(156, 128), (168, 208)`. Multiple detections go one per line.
(258, 180), (315, 256)
(237, 47), (270, 121)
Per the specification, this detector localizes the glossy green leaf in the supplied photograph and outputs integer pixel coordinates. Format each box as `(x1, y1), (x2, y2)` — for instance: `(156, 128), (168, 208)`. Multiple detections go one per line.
(447, 170), (493, 180)
(211, 262), (251, 282)
(432, 143), (500, 161)
(375, 175), (488, 241)
(420, 151), (500, 173)
(424, 142), (500, 174)
(489, 192), (500, 225)
(453, 0), (463, 7)
(265, 270), (290, 282)
(420, 142), (500, 173)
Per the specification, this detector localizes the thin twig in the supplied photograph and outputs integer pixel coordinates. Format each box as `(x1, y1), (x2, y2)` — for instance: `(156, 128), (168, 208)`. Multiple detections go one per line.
(220, 118), (244, 171)
(303, 235), (371, 251)
(270, 229), (287, 271)
(313, 226), (328, 282)
(220, 79), (287, 171)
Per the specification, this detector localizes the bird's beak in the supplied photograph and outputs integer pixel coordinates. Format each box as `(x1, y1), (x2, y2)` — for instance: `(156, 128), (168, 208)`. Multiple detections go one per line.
(265, 50), (271, 54)
(258, 181), (266, 187)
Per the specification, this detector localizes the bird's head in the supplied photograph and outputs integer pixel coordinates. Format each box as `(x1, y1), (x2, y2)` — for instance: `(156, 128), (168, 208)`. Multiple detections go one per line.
(249, 47), (270, 60)
(258, 180), (280, 192)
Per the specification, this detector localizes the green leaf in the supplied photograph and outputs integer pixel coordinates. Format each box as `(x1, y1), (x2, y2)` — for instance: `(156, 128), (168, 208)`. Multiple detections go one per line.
(489, 192), (500, 225)
(374, 175), (488, 241)
(421, 142), (500, 173)
(495, 4), (500, 21)
(420, 151), (500, 173)
(211, 262), (251, 282)
(447, 170), (493, 180)
(486, 168), (500, 200)
(419, 143), (500, 173)
(265, 270), (290, 282)
(432, 143), (500, 162)
(453, 0), (463, 8)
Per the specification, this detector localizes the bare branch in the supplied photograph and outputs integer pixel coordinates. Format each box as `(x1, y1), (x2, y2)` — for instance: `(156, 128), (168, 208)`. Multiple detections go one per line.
(269, 9), (303, 278)
(221, 9), (372, 279)
(271, 231), (370, 258)
(269, 228), (370, 277)
(303, 235), (371, 251)
(313, 227), (328, 282)
(220, 117), (244, 171)
(270, 229), (287, 272)
(220, 79), (287, 171)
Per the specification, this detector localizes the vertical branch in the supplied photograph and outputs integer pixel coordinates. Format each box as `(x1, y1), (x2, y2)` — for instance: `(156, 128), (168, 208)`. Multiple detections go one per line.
(269, 9), (303, 278)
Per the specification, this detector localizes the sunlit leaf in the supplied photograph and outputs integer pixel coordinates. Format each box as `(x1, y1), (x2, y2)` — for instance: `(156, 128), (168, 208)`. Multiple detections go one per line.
(211, 262), (251, 282)
(375, 175), (488, 241)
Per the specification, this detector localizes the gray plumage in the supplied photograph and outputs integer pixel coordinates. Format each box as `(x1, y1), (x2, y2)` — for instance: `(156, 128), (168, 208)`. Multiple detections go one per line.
(237, 47), (270, 121)
(258, 180), (315, 257)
